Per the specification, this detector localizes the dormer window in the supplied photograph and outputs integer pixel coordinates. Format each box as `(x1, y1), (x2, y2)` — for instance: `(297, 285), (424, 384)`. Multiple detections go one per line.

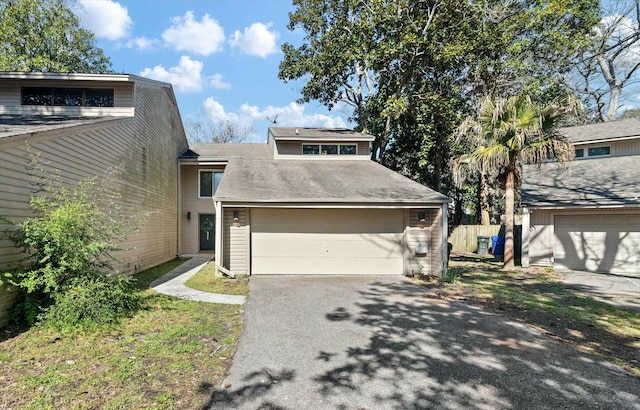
(575, 145), (610, 159)
(302, 143), (357, 155)
(21, 87), (114, 107)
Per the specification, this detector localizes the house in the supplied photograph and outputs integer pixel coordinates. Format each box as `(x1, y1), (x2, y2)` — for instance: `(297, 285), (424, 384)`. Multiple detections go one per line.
(0, 72), (189, 326)
(178, 127), (451, 276)
(521, 118), (640, 275)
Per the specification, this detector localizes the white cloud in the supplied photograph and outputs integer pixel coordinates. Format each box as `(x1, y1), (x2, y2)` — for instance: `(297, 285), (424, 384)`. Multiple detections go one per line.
(200, 98), (347, 128)
(140, 56), (204, 93)
(75, 0), (132, 41)
(162, 11), (225, 56)
(126, 37), (158, 50)
(229, 22), (279, 58)
(209, 74), (231, 90)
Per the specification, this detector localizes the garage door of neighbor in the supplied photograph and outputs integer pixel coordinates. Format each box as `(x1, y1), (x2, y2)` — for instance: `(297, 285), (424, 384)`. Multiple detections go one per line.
(554, 214), (640, 275)
(251, 208), (404, 275)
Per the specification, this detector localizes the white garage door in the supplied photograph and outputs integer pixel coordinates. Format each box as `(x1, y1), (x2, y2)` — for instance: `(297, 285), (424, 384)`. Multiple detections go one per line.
(251, 208), (404, 275)
(554, 214), (640, 275)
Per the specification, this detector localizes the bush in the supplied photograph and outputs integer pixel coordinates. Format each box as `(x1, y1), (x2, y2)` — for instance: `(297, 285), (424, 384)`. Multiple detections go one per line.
(4, 147), (145, 328)
(38, 275), (141, 332)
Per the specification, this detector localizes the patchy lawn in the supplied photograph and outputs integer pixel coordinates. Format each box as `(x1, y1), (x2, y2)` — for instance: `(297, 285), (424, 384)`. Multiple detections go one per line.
(420, 254), (640, 376)
(0, 258), (244, 409)
(185, 262), (249, 296)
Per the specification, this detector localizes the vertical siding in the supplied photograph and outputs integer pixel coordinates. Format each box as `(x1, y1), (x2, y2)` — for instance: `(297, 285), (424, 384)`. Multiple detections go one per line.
(612, 139), (640, 156)
(0, 80), (188, 326)
(529, 209), (554, 266)
(405, 208), (441, 275)
(222, 208), (249, 274)
(179, 165), (222, 255)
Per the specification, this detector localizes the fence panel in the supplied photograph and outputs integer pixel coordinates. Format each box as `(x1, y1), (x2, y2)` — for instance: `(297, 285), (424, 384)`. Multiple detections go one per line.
(449, 225), (521, 254)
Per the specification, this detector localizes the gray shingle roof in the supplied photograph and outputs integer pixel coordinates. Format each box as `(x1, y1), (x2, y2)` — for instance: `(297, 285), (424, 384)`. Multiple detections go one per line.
(561, 118), (640, 144)
(0, 115), (121, 140)
(522, 156), (640, 208)
(214, 158), (449, 204)
(182, 143), (271, 159)
(269, 127), (375, 141)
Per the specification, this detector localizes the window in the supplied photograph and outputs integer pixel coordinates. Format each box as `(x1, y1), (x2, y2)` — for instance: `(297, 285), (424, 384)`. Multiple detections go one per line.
(21, 87), (114, 107)
(587, 146), (610, 157)
(199, 171), (223, 197)
(302, 143), (357, 155)
(575, 148), (584, 158)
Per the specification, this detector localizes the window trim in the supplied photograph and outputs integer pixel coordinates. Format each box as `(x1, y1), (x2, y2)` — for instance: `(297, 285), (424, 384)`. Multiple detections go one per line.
(198, 170), (223, 198)
(301, 143), (358, 155)
(20, 86), (115, 107)
(576, 145), (611, 159)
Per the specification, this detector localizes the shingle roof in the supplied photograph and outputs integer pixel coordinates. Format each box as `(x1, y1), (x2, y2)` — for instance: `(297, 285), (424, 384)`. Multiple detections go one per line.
(269, 127), (375, 141)
(561, 118), (640, 144)
(521, 156), (640, 208)
(181, 143), (271, 159)
(214, 158), (449, 204)
(0, 115), (121, 140)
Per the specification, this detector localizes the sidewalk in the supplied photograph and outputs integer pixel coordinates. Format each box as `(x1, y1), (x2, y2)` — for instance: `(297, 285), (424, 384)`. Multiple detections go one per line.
(150, 256), (246, 305)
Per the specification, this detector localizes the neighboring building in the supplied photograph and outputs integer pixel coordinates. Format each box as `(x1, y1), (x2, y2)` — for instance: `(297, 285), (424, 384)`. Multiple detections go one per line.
(0, 72), (189, 326)
(179, 127), (451, 276)
(521, 118), (640, 275)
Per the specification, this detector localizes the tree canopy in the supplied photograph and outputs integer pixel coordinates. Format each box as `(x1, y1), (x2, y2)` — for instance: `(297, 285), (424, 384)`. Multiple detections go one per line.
(279, 0), (600, 195)
(0, 0), (112, 73)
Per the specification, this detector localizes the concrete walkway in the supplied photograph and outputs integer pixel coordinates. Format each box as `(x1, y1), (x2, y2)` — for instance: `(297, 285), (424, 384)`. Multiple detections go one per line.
(150, 256), (246, 305)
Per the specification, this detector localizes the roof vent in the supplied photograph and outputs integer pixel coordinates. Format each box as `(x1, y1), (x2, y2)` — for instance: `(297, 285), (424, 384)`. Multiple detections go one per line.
(295, 128), (299, 135)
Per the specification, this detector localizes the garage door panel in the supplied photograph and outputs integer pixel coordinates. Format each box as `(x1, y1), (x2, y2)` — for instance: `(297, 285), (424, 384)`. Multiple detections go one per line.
(251, 208), (404, 275)
(252, 233), (403, 258)
(554, 214), (640, 275)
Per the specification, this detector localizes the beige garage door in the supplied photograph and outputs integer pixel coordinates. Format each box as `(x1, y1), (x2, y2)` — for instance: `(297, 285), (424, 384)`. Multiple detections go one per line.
(554, 214), (640, 275)
(251, 208), (404, 275)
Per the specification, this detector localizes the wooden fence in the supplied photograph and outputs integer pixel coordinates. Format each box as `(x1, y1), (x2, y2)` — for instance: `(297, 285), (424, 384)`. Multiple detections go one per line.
(449, 224), (522, 254)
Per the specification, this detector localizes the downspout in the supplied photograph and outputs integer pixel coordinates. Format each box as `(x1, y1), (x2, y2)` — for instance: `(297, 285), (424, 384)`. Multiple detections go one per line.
(176, 159), (181, 257)
(214, 200), (223, 276)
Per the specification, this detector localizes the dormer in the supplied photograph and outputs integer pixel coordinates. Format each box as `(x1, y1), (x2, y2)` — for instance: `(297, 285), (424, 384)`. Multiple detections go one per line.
(0, 72), (141, 117)
(267, 127), (374, 160)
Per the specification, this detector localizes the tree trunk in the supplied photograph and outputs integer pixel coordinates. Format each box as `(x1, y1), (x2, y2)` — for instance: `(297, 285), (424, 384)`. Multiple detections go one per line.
(503, 167), (515, 270)
(479, 171), (490, 225)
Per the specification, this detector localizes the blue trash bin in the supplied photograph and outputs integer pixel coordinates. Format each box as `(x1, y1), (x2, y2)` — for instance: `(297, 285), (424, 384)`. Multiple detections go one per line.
(491, 235), (505, 256)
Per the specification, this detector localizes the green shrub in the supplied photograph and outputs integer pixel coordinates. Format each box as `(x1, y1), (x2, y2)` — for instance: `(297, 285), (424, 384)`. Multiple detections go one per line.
(38, 275), (141, 331)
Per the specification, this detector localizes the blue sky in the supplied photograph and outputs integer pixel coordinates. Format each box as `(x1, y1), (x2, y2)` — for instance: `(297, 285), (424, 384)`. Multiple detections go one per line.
(73, 0), (349, 141)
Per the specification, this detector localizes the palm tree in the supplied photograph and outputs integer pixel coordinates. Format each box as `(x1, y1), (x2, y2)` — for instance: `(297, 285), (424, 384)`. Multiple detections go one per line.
(455, 94), (579, 269)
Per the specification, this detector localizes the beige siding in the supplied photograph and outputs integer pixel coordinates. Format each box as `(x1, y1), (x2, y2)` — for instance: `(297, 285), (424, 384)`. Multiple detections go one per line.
(0, 80), (188, 303)
(611, 139), (640, 156)
(251, 208), (404, 275)
(0, 79), (134, 116)
(179, 165), (221, 255)
(405, 208), (441, 275)
(528, 209), (554, 266)
(222, 208), (249, 274)
(274, 140), (370, 159)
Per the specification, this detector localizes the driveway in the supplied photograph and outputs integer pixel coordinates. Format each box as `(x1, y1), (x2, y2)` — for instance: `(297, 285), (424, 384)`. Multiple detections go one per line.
(207, 276), (640, 409)
(561, 271), (640, 312)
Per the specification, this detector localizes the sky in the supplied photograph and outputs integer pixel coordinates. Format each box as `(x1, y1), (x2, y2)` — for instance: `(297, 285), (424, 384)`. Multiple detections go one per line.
(73, 0), (350, 142)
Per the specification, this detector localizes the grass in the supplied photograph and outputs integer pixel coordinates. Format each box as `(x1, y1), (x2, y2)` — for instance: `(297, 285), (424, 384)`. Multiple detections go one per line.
(185, 261), (249, 296)
(424, 255), (640, 375)
(0, 258), (244, 409)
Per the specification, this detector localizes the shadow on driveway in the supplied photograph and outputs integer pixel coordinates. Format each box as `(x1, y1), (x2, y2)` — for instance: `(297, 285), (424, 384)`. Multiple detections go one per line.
(206, 276), (640, 409)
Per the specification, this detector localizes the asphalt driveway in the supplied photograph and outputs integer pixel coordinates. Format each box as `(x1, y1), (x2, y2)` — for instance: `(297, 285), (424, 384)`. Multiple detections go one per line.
(207, 276), (640, 409)
(561, 271), (640, 312)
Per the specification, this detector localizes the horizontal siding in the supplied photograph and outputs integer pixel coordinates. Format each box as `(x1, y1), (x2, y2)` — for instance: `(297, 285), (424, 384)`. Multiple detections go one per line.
(0, 81), (188, 279)
(223, 208), (249, 274)
(0, 79), (134, 116)
(180, 165), (222, 254)
(405, 209), (441, 275)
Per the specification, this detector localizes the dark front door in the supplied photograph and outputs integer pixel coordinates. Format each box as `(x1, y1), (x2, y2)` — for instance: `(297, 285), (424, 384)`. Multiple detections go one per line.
(199, 214), (215, 251)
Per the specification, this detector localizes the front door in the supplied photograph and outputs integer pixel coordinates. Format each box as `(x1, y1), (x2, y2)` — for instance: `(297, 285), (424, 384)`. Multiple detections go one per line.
(199, 214), (215, 251)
